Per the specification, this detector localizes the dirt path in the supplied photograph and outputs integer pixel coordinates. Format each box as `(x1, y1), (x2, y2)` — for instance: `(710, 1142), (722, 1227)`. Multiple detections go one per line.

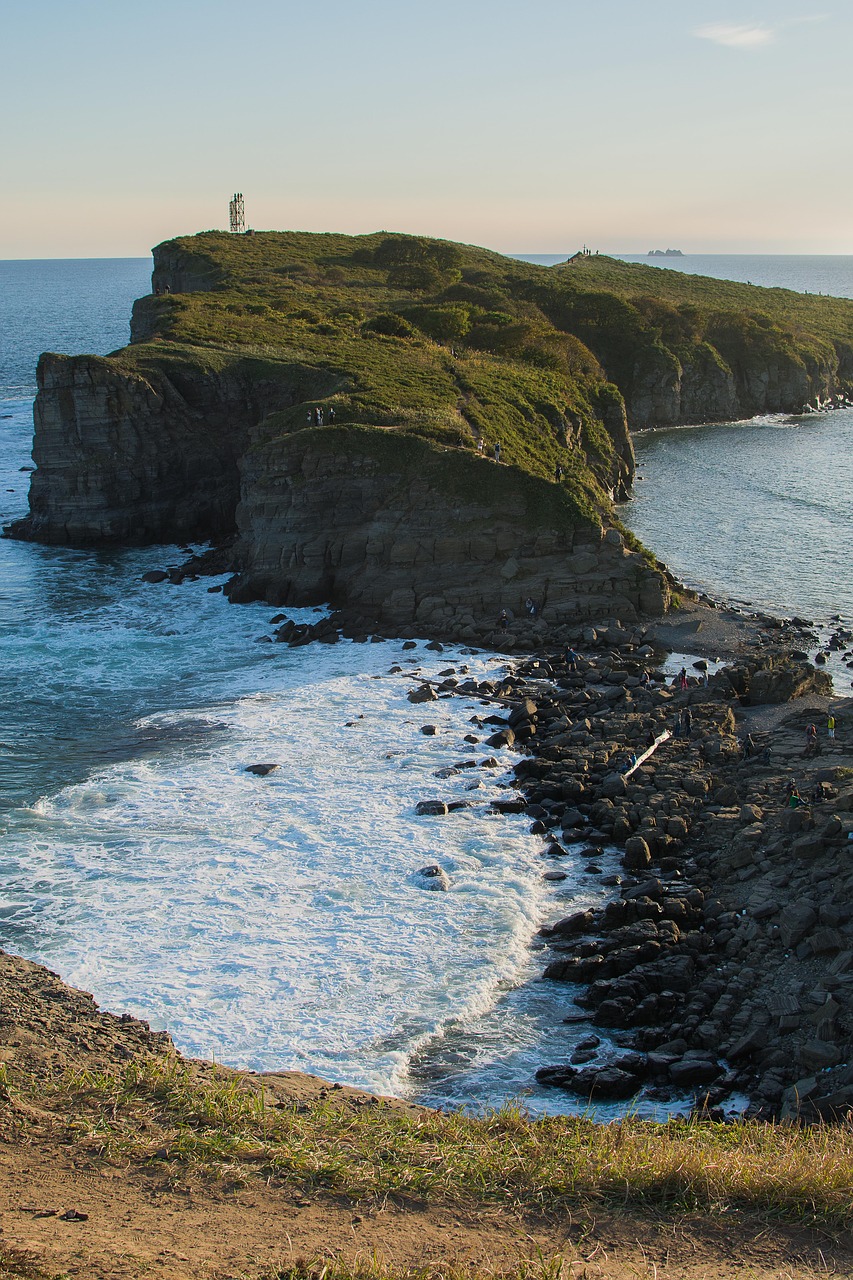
(3, 1143), (850, 1280)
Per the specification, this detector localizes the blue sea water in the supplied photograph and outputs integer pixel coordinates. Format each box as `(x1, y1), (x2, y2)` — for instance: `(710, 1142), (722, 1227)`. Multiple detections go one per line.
(514, 252), (853, 299)
(0, 252), (851, 1112)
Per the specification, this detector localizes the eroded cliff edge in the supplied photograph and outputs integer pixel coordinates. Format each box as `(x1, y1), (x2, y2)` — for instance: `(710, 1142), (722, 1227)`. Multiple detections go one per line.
(231, 426), (667, 632)
(11, 230), (853, 635)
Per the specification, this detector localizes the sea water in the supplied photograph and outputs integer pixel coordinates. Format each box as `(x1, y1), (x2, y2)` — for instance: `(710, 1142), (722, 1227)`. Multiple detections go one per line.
(1, 254), (851, 1115)
(0, 258), (636, 1115)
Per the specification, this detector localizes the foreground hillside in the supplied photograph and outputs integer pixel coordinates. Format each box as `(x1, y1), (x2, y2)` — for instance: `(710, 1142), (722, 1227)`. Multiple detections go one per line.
(12, 229), (853, 634)
(2, 948), (852, 1280)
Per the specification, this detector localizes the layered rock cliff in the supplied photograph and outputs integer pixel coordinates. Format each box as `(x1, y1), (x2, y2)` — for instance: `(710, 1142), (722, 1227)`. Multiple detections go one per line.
(232, 426), (667, 631)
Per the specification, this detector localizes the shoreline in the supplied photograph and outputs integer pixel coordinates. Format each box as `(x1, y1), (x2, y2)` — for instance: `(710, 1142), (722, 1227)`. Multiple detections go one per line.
(4, 570), (851, 1120)
(4, 575), (853, 1278)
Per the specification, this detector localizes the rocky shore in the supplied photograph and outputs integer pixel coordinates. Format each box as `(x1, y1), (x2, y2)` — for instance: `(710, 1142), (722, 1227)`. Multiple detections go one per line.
(369, 596), (851, 1121)
(7, 544), (853, 1127)
(183, 552), (852, 1122)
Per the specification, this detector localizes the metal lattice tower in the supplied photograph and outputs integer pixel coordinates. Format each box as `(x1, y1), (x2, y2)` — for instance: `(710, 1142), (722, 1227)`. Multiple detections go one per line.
(229, 192), (245, 234)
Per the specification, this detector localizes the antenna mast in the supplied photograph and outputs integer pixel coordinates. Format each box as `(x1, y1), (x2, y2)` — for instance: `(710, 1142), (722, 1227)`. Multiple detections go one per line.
(229, 192), (245, 234)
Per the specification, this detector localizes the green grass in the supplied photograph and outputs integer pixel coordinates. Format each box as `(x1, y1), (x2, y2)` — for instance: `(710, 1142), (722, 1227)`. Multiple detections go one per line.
(95, 226), (853, 539)
(52, 1059), (853, 1229)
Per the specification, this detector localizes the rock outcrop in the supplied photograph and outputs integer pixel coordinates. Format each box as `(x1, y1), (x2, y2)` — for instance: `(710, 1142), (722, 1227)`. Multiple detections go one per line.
(13, 350), (299, 544)
(230, 425), (668, 630)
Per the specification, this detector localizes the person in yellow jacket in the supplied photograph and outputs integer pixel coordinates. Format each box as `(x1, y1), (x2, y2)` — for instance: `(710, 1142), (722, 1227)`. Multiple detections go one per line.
(828, 712), (836, 740)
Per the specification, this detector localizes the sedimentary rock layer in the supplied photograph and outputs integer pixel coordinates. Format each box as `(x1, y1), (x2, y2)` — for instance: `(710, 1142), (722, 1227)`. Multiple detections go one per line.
(232, 426), (668, 630)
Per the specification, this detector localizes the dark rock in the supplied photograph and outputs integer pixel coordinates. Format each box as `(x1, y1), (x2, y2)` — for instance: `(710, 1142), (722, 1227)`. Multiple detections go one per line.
(245, 763), (279, 776)
(623, 836), (652, 870)
(408, 685), (438, 704)
(668, 1057), (721, 1086)
(415, 800), (449, 816)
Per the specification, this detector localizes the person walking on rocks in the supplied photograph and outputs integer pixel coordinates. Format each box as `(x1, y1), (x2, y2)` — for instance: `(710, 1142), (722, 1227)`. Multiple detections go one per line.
(828, 711), (836, 741)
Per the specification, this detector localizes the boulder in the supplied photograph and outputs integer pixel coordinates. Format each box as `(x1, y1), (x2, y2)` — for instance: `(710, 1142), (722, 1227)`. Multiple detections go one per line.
(778, 903), (817, 947)
(623, 836), (652, 870)
(245, 763), (279, 776)
(415, 800), (449, 816)
(408, 685), (438, 704)
(415, 863), (450, 891)
(668, 1057), (721, 1087)
(536, 1064), (638, 1099)
(600, 771), (628, 799)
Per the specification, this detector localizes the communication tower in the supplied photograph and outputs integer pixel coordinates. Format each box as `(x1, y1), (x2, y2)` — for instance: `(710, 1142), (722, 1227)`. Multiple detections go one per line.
(229, 192), (246, 234)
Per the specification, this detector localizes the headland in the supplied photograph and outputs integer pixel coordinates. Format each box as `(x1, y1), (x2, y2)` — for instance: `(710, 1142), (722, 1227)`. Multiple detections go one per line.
(5, 231), (853, 1277)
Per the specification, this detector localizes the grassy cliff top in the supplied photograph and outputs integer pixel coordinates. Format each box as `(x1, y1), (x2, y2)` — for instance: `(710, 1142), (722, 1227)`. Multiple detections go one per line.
(111, 228), (853, 529)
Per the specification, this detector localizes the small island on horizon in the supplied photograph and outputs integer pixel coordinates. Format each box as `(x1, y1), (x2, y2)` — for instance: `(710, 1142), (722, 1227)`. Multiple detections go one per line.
(648, 248), (684, 256)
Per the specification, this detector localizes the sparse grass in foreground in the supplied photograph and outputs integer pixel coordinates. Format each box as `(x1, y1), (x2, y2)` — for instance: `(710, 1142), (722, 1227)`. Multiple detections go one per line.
(47, 1059), (853, 1229)
(251, 1254), (592, 1280)
(0, 1248), (62, 1280)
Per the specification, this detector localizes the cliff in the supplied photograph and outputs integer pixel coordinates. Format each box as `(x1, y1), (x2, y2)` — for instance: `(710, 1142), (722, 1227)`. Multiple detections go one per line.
(232, 425), (667, 632)
(11, 229), (853, 632)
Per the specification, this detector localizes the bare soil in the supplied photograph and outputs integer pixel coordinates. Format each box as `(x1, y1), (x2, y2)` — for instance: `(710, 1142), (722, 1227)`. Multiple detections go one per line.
(1, 952), (851, 1279)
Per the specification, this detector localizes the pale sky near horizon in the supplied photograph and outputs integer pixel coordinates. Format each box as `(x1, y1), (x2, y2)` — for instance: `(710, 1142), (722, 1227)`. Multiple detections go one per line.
(2, 0), (851, 258)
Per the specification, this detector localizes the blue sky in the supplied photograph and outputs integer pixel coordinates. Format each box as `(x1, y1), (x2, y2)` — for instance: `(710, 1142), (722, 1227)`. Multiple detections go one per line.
(2, 0), (850, 256)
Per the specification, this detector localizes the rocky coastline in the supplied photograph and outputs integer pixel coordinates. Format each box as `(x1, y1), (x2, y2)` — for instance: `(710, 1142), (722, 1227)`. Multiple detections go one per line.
(473, 604), (853, 1121)
(127, 556), (853, 1121)
(328, 588), (849, 1121)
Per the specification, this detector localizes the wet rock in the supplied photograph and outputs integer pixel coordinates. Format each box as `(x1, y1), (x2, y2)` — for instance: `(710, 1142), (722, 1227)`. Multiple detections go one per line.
(623, 836), (652, 870)
(408, 685), (438, 704)
(492, 797), (526, 814)
(415, 864), (450, 890)
(416, 800), (449, 816)
(142, 570), (168, 583)
(245, 763), (279, 776)
(535, 1063), (639, 1099)
(668, 1056), (721, 1087)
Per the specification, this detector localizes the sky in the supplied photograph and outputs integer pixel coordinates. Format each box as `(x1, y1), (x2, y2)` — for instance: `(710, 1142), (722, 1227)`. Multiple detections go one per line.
(2, 0), (851, 257)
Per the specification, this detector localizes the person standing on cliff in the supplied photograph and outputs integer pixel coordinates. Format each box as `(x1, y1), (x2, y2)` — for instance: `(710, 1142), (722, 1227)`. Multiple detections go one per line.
(828, 711), (836, 740)
(494, 442), (501, 463)
(554, 462), (563, 482)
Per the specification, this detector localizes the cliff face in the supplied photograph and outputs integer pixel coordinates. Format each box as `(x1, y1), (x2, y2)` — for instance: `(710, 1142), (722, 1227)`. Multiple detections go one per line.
(233, 427), (668, 630)
(14, 351), (299, 544)
(623, 333), (837, 428)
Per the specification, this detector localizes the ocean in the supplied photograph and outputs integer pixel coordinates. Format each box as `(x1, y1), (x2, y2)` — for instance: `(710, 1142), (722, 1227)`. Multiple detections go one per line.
(0, 253), (850, 1113)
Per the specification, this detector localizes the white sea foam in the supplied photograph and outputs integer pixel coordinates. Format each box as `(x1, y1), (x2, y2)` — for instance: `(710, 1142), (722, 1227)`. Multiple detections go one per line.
(1, 580), (560, 1096)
